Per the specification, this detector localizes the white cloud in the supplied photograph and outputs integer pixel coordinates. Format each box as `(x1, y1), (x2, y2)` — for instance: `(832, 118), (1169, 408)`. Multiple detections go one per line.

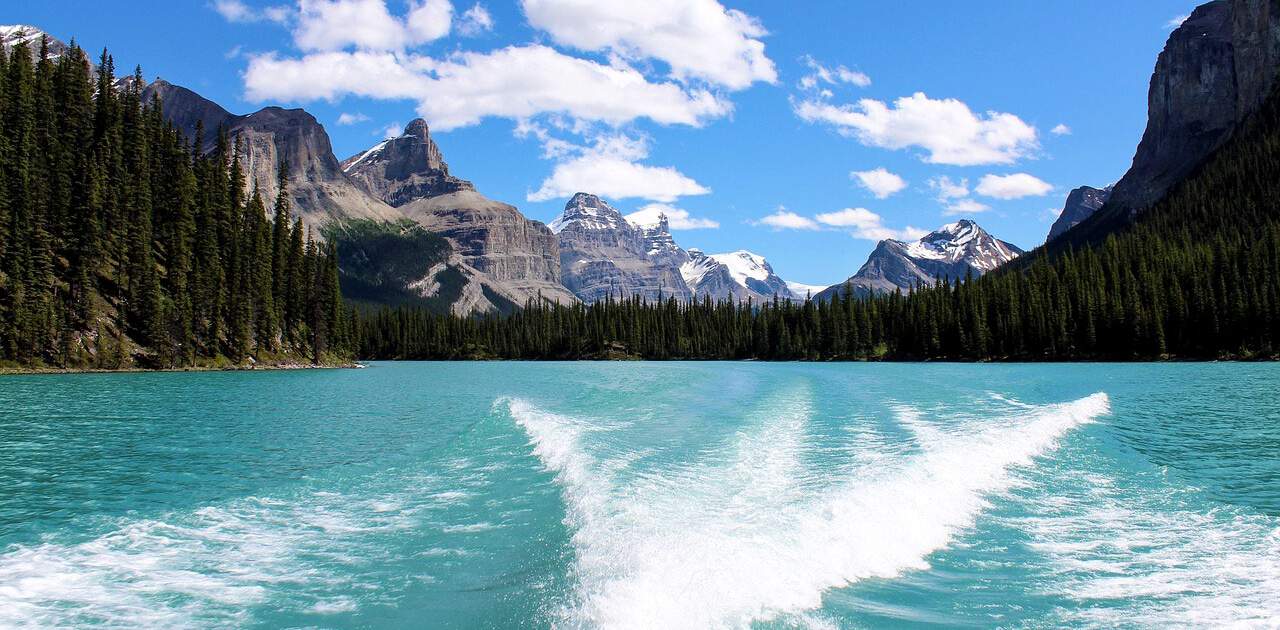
(457, 3), (493, 35)
(213, 0), (292, 23)
(814, 207), (925, 241)
(753, 209), (820, 231)
(527, 133), (710, 203)
(1041, 207), (1062, 223)
(928, 175), (969, 200)
(625, 203), (719, 230)
(407, 0), (454, 42)
(793, 92), (1039, 166)
(1051, 123), (1071, 136)
(850, 167), (906, 199)
(292, 0), (451, 51)
(974, 172), (1053, 199)
(1166, 14), (1189, 29)
(378, 121), (403, 137)
(520, 0), (776, 90)
(798, 55), (870, 91)
(244, 46), (731, 130)
(943, 198), (991, 216)
(337, 112), (370, 124)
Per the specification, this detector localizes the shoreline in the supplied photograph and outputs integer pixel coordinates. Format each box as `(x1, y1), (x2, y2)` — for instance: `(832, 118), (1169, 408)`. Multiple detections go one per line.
(0, 361), (363, 376)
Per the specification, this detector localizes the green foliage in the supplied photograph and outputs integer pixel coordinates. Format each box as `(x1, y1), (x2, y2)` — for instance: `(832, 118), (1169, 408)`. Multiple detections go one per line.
(355, 79), (1280, 362)
(0, 39), (353, 368)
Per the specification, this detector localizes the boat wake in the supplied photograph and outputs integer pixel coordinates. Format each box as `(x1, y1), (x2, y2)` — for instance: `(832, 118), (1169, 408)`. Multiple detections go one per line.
(507, 391), (1111, 629)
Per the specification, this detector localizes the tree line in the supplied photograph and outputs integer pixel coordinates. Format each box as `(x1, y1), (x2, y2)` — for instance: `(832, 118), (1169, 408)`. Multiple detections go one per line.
(4, 32), (1277, 368)
(355, 76), (1280, 362)
(0, 36), (354, 369)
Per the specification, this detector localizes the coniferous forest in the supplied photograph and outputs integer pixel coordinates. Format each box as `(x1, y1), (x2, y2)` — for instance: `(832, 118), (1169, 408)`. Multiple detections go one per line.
(356, 78), (1280, 362)
(3, 35), (1279, 368)
(0, 39), (352, 370)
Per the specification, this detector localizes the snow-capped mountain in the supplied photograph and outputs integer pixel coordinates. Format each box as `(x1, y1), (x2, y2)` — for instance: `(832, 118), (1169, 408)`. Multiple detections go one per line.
(1, 25), (69, 61)
(816, 219), (1023, 300)
(682, 250), (796, 302)
(552, 194), (692, 303)
(553, 193), (809, 304)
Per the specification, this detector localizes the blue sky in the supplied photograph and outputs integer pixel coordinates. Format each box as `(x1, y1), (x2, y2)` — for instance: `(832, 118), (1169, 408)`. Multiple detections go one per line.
(8, 0), (1198, 286)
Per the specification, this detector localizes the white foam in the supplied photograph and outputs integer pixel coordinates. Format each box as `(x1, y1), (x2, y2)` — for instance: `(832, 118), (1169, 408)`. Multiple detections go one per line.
(1018, 467), (1280, 627)
(509, 391), (1110, 629)
(0, 488), (426, 627)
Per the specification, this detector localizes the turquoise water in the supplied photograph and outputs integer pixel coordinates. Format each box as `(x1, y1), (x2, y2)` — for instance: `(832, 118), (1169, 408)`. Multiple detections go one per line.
(1, 363), (1277, 628)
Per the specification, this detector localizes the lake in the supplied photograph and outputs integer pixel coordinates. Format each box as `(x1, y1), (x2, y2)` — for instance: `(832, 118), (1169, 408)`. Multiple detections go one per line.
(1, 362), (1277, 628)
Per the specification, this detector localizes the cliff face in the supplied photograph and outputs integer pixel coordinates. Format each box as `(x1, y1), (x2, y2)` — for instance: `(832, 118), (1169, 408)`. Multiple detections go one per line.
(399, 191), (577, 305)
(342, 120), (575, 306)
(341, 119), (475, 206)
(1048, 186), (1112, 242)
(141, 80), (399, 230)
(552, 193), (693, 303)
(1109, 0), (1280, 213)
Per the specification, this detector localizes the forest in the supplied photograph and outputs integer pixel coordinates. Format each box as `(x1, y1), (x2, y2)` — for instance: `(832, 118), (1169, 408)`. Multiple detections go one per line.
(356, 78), (1280, 362)
(0, 38), (353, 369)
(2, 34), (1277, 368)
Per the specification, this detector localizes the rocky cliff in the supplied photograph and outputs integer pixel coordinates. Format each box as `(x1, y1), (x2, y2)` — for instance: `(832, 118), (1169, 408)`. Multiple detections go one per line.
(141, 79), (400, 230)
(1108, 0), (1280, 214)
(552, 193), (693, 303)
(816, 220), (1023, 300)
(340, 121), (575, 306)
(1048, 185), (1112, 242)
(341, 119), (475, 206)
(398, 190), (577, 305)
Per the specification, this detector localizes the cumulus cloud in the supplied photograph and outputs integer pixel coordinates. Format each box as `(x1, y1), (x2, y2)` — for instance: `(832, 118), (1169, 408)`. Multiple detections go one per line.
(526, 133), (710, 203)
(213, 0), (292, 23)
(244, 46), (731, 130)
(928, 175), (969, 200)
(520, 0), (776, 90)
(457, 3), (493, 35)
(292, 0), (452, 51)
(798, 55), (870, 91)
(793, 92), (1039, 166)
(752, 209), (821, 231)
(943, 198), (991, 216)
(850, 167), (906, 199)
(336, 112), (370, 125)
(814, 207), (925, 241)
(625, 203), (719, 230)
(1051, 123), (1071, 136)
(974, 173), (1053, 199)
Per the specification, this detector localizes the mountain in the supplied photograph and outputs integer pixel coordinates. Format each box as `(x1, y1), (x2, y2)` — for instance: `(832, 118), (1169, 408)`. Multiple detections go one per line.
(1047, 185), (1111, 242)
(681, 249), (797, 303)
(141, 79), (399, 230)
(1105, 0), (1279, 216)
(816, 220), (1023, 300)
(343, 119), (576, 306)
(1, 25), (69, 61)
(144, 83), (575, 311)
(551, 194), (693, 303)
(341, 119), (475, 205)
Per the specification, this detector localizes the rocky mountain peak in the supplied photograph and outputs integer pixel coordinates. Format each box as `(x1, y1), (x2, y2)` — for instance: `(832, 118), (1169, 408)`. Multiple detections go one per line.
(906, 219), (1020, 272)
(549, 193), (630, 234)
(1108, 0), (1280, 213)
(1, 25), (69, 60)
(817, 220), (1023, 300)
(1048, 185), (1112, 242)
(342, 118), (474, 208)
